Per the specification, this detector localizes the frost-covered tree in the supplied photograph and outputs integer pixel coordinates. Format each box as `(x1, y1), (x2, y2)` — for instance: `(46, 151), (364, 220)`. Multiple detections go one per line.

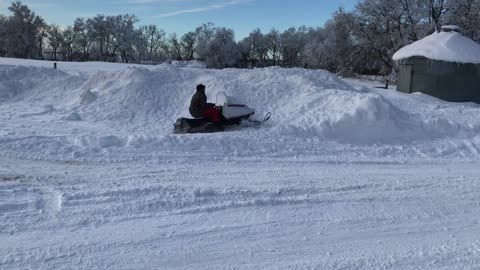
(140, 25), (166, 61)
(195, 22), (216, 60)
(0, 15), (7, 56)
(181, 31), (197, 61)
(4, 1), (45, 59)
(37, 24), (48, 59)
(61, 26), (76, 61)
(238, 28), (269, 68)
(316, 22), (338, 72)
(265, 29), (281, 66)
(353, 0), (405, 73)
(2, 0), (478, 73)
(86, 15), (113, 61)
(73, 18), (90, 61)
(319, 12), (360, 75)
(303, 27), (326, 69)
(427, 0), (449, 31)
(280, 27), (308, 67)
(400, 0), (431, 42)
(168, 33), (183, 61)
(255, 33), (269, 67)
(110, 15), (139, 63)
(237, 39), (251, 68)
(447, 0), (480, 41)
(204, 27), (238, 68)
(240, 28), (259, 68)
(46, 24), (64, 60)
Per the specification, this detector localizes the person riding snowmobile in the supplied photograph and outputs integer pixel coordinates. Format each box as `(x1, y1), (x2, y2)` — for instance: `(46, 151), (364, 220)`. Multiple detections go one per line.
(189, 84), (221, 123)
(174, 88), (269, 134)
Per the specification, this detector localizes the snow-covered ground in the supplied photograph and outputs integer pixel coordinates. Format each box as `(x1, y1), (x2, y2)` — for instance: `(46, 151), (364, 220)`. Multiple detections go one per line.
(1, 57), (480, 269)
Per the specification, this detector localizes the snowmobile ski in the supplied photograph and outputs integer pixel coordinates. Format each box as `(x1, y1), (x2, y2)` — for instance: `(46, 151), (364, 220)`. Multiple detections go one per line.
(242, 112), (271, 127)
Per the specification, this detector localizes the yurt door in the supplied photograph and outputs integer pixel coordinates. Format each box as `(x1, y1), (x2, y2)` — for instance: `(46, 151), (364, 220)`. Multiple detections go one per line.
(398, 65), (414, 93)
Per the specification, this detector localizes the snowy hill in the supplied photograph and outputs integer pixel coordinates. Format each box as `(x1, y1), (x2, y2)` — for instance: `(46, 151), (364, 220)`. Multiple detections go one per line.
(2, 58), (480, 161)
(1, 58), (480, 269)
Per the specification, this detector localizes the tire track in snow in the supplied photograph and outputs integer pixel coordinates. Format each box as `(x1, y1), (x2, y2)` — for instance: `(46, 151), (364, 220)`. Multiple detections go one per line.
(35, 188), (64, 216)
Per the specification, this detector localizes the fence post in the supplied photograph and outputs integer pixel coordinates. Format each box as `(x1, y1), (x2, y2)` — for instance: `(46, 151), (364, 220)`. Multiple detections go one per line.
(54, 62), (57, 69)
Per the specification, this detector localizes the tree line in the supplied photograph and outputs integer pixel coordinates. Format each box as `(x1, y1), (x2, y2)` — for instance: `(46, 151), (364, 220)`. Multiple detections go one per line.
(1, 0), (479, 75)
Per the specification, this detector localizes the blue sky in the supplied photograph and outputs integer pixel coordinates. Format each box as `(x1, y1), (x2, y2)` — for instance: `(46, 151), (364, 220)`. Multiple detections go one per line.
(0, 0), (359, 39)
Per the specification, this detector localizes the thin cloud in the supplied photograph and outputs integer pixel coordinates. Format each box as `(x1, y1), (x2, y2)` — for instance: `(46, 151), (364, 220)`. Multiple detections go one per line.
(131, 0), (190, 3)
(111, 0), (191, 6)
(0, 0), (55, 11)
(29, 3), (56, 9)
(154, 0), (253, 18)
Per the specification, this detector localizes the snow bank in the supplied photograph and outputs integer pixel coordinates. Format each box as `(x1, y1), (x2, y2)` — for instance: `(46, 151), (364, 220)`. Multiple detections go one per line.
(0, 65), (82, 104)
(2, 59), (480, 161)
(393, 30), (480, 64)
(74, 135), (127, 149)
(69, 64), (480, 146)
(0, 66), (69, 101)
(171, 60), (206, 68)
(0, 58), (158, 74)
(79, 64), (451, 145)
(294, 93), (415, 143)
(278, 90), (461, 144)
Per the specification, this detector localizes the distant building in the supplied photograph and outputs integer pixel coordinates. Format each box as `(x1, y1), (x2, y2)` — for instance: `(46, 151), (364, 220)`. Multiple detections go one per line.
(393, 25), (480, 103)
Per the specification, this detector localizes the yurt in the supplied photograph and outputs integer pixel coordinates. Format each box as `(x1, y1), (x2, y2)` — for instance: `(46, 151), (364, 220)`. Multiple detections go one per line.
(393, 25), (480, 103)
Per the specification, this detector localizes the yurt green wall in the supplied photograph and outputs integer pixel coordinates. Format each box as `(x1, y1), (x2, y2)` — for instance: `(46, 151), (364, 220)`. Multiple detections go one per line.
(397, 57), (480, 103)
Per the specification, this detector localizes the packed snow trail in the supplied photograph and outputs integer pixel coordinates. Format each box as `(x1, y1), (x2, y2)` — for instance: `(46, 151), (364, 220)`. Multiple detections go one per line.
(1, 58), (480, 269)
(1, 158), (480, 269)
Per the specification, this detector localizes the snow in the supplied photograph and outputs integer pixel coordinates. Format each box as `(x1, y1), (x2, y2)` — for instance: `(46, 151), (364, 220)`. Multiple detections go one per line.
(392, 30), (480, 64)
(171, 60), (207, 69)
(442, 25), (461, 31)
(2, 57), (480, 269)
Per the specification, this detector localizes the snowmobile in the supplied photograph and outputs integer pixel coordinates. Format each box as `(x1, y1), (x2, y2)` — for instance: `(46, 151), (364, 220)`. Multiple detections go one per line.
(173, 92), (271, 134)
